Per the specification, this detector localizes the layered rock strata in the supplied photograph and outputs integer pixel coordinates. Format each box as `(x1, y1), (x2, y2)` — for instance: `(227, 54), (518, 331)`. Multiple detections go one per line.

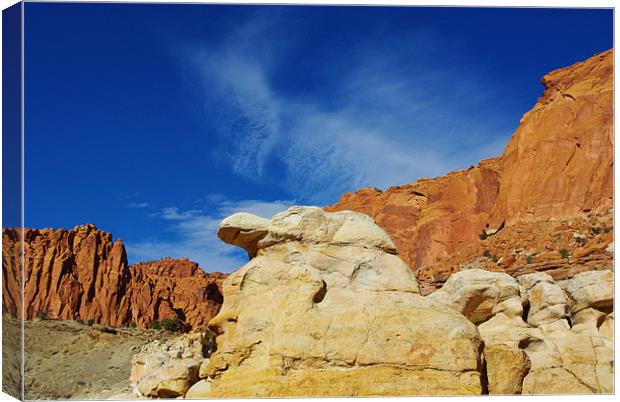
(1, 226), (225, 329)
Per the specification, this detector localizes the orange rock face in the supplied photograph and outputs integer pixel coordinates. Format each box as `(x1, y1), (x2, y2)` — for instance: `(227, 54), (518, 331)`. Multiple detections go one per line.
(129, 258), (226, 330)
(490, 49), (613, 227)
(325, 158), (501, 269)
(328, 49), (613, 287)
(1, 225), (225, 329)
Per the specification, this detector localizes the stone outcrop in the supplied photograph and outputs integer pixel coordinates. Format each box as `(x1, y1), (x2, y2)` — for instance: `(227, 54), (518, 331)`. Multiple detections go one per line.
(203, 207), (485, 397)
(130, 331), (214, 398)
(417, 210), (613, 294)
(427, 269), (523, 324)
(167, 208), (612, 398)
(327, 49), (613, 289)
(1, 226), (226, 329)
(129, 258), (226, 330)
(429, 268), (614, 395)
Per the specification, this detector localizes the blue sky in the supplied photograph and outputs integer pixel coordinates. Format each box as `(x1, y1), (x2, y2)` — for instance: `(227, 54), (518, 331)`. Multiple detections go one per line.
(22, 4), (612, 273)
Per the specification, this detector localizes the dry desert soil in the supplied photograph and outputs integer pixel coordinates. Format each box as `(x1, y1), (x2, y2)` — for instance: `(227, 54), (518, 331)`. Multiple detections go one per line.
(3, 313), (175, 400)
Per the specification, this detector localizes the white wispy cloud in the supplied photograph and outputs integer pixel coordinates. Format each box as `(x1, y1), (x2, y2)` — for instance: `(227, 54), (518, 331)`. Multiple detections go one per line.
(185, 16), (517, 204)
(125, 197), (294, 273)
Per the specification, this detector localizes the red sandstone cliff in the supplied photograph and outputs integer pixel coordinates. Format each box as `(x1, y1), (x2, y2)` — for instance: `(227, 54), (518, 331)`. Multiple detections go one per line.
(327, 49), (613, 285)
(490, 50), (613, 227)
(326, 158), (501, 268)
(129, 258), (225, 330)
(1, 226), (225, 329)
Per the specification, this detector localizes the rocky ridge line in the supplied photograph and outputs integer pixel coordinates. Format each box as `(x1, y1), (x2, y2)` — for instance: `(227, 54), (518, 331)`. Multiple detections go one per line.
(1, 225), (226, 329)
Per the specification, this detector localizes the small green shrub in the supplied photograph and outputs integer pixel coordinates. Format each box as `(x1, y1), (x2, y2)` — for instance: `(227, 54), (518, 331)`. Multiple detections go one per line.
(479, 230), (488, 240)
(86, 319), (94, 326)
(526, 255), (534, 264)
(575, 236), (586, 246)
(559, 248), (571, 259)
(129, 321), (137, 328)
(490, 254), (499, 263)
(590, 226), (601, 235)
(160, 318), (179, 332)
(151, 320), (161, 330)
(603, 226), (613, 233)
(482, 249), (491, 258)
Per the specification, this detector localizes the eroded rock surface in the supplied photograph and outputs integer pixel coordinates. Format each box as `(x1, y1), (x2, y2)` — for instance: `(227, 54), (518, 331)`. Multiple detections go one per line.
(130, 331), (214, 398)
(1, 227), (226, 329)
(431, 268), (613, 395)
(129, 258), (226, 330)
(203, 207), (484, 397)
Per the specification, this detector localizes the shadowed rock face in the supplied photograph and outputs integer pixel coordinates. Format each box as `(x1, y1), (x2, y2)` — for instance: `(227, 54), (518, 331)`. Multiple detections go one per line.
(204, 207), (484, 397)
(326, 49), (613, 284)
(129, 258), (226, 330)
(1, 226), (226, 329)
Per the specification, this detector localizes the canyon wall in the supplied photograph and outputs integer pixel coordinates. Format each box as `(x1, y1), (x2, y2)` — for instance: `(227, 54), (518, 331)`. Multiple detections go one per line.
(490, 49), (613, 226)
(327, 49), (613, 283)
(1, 226), (225, 329)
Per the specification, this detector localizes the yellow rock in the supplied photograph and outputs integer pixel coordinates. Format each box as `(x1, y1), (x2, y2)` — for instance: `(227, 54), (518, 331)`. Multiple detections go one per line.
(484, 344), (530, 394)
(205, 207), (484, 397)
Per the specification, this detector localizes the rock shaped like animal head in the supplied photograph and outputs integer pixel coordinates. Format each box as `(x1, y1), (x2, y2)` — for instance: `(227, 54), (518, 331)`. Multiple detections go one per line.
(217, 206), (398, 258)
(217, 212), (270, 257)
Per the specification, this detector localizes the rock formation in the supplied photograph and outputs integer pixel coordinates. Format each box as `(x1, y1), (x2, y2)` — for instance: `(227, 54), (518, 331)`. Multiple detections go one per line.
(175, 207), (613, 397)
(203, 207), (485, 397)
(129, 258), (226, 330)
(325, 158), (501, 270)
(425, 268), (613, 394)
(4, 225), (133, 326)
(327, 49), (613, 290)
(417, 210), (613, 294)
(1, 226), (226, 329)
(489, 49), (613, 227)
(130, 331), (214, 398)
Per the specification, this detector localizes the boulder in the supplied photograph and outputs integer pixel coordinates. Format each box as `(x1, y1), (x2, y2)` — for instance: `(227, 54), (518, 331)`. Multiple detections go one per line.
(205, 207), (484, 397)
(560, 270), (613, 313)
(521, 326), (613, 394)
(523, 281), (570, 326)
(185, 379), (212, 399)
(428, 269), (523, 324)
(130, 331), (213, 398)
